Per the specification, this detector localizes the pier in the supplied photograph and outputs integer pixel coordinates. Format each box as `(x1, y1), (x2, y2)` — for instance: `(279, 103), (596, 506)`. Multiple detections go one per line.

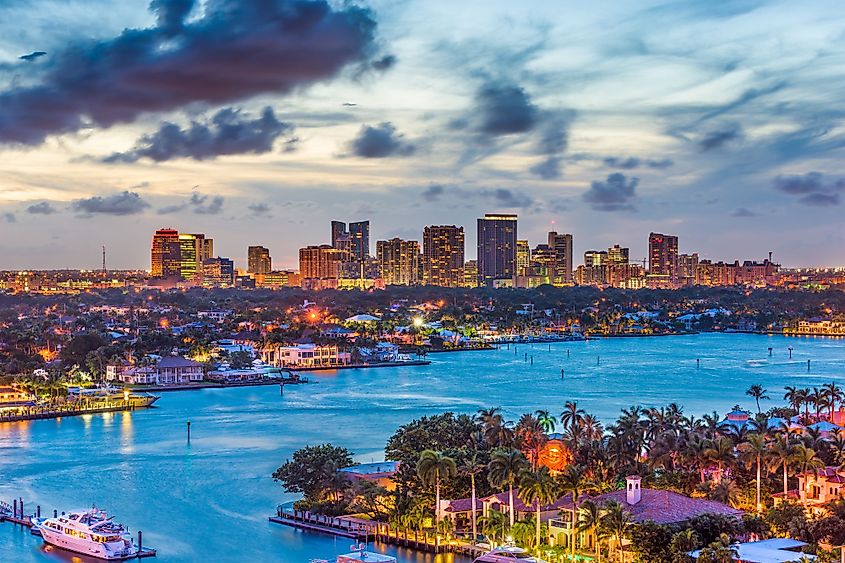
(0, 400), (154, 424)
(269, 509), (486, 558)
(0, 499), (156, 559)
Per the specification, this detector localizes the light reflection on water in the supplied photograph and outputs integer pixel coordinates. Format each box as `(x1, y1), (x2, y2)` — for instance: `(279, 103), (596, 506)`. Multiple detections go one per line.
(0, 334), (844, 562)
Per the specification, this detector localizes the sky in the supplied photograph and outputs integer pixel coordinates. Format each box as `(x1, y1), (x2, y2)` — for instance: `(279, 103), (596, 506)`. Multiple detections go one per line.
(0, 0), (844, 270)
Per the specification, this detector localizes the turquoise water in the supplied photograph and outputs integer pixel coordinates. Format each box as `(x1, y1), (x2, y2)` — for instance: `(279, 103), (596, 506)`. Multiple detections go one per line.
(1, 333), (844, 562)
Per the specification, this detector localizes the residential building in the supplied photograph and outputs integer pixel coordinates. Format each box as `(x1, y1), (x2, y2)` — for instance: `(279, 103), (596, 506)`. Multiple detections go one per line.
(422, 225), (465, 287)
(106, 357), (204, 385)
(648, 232), (679, 282)
(477, 214), (517, 286)
(376, 238), (420, 285)
(202, 257), (234, 287)
(299, 245), (347, 280)
(461, 260), (480, 288)
(607, 244), (629, 265)
(678, 253), (699, 286)
(331, 220), (369, 261)
(0, 386), (36, 411)
(261, 343), (352, 368)
(584, 250), (607, 267)
(247, 246), (272, 275)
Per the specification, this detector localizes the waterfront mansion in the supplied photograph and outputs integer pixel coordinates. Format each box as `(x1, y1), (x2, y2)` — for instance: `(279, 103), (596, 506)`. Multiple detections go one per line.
(106, 356), (204, 385)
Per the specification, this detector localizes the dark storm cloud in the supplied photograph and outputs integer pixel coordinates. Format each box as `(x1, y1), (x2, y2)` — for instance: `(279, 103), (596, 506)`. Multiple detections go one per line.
(583, 173), (638, 211)
(26, 201), (57, 214)
(72, 191), (150, 216)
(19, 51), (46, 61)
(159, 192), (224, 215)
(774, 172), (845, 207)
(481, 188), (533, 209)
(603, 156), (674, 170)
(348, 122), (415, 158)
(418, 183), (534, 210)
(474, 83), (538, 136)
(529, 112), (574, 180)
(699, 123), (743, 151)
(0, 0), (387, 145)
(103, 107), (294, 163)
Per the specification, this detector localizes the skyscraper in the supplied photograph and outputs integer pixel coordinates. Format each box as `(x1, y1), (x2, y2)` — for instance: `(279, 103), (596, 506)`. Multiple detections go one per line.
(331, 221), (347, 248)
(548, 231), (573, 285)
(648, 232), (679, 278)
(348, 221), (370, 261)
(179, 233), (212, 283)
(477, 214), (517, 287)
(248, 246), (272, 275)
(516, 239), (530, 277)
(422, 225), (465, 287)
(584, 250), (607, 267)
(376, 238), (420, 285)
(151, 228), (181, 278)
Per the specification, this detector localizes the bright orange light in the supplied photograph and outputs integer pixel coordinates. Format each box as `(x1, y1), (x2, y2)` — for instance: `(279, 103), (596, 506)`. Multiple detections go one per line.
(160, 318), (170, 329)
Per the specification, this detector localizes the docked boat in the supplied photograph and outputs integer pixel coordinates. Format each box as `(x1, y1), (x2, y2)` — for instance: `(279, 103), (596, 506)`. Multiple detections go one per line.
(473, 546), (546, 563)
(38, 507), (137, 560)
(310, 543), (397, 563)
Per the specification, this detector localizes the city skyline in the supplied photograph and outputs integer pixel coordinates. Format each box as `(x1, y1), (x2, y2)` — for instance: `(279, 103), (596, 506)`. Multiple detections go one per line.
(1, 1), (845, 269)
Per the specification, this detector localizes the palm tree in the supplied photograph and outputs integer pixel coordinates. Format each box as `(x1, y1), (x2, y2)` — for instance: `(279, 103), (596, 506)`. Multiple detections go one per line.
(478, 510), (507, 546)
(737, 433), (768, 511)
(488, 448), (529, 528)
(784, 386), (803, 414)
(575, 499), (603, 561)
(561, 401), (585, 432)
(599, 500), (631, 562)
(822, 382), (843, 417)
(558, 464), (589, 555)
(792, 444), (824, 506)
(704, 436), (735, 483)
(535, 409), (557, 433)
(416, 449), (456, 544)
(518, 467), (558, 553)
(459, 450), (485, 544)
(768, 434), (794, 496)
(746, 384), (769, 414)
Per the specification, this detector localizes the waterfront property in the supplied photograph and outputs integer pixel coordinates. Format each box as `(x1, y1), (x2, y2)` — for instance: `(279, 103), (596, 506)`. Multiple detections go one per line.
(0, 386), (36, 412)
(261, 343), (352, 368)
(106, 357), (204, 386)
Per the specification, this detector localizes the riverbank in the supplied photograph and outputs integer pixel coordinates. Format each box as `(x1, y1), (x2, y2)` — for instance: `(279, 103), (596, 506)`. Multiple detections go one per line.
(130, 360), (432, 392)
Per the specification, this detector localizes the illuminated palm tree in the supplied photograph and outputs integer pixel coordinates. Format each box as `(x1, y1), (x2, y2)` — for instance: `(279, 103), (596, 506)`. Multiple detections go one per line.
(488, 448), (529, 528)
(535, 409), (557, 434)
(575, 499), (603, 561)
(459, 449), (485, 544)
(737, 433), (768, 511)
(767, 434), (794, 497)
(792, 444), (824, 507)
(599, 500), (631, 562)
(557, 464), (590, 555)
(518, 467), (558, 553)
(416, 449), (456, 545)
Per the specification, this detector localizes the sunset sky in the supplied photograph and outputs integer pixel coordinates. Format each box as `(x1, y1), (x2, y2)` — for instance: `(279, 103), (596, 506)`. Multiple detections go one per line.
(1, 0), (844, 270)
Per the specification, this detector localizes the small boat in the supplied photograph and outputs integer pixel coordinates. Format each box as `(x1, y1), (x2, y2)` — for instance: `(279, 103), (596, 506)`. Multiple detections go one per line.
(474, 545), (547, 563)
(310, 543), (397, 563)
(38, 507), (139, 560)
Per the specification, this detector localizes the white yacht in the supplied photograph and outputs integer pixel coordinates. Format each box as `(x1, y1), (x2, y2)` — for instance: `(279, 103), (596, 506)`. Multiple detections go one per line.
(38, 507), (136, 560)
(311, 543), (397, 563)
(474, 546), (546, 563)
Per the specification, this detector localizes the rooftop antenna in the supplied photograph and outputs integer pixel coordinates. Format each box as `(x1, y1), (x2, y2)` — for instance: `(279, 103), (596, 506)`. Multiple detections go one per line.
(102, 245), (107, 273)
(768, 251), (772, 263)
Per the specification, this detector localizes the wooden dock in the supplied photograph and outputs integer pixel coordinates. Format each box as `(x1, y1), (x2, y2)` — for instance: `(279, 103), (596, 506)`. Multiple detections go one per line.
(0, 401), (152, 424)
(270, 509), (485, 557)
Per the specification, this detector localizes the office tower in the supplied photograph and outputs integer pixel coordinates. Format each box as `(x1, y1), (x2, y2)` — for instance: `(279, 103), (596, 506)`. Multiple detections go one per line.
(422, 225), (465, 287)
(151, 228), (181, 278)
(178, 233), (211, 283)
(376, 238), (420, 286)
(348, 221), (370, 261)
(247, 246), (272, 275)
(584, 250), (608, 267)
(331, 221), (347, 248)
(516, 240), (530, 276)
(529, 244), (556, 281)
(299, 245), (348, 279)
(607, 244), (629, 265)
(548, 231), (573, 285)
(201, 257), (234, 287)
(477, 214), (517, 287)
(648, 232), (679, 278)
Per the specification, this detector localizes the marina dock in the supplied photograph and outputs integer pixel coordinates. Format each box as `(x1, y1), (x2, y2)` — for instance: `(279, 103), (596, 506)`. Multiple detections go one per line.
(0, 400), (154, 424)
(0, 499), (156, 559)
(270, 509), (485, 558)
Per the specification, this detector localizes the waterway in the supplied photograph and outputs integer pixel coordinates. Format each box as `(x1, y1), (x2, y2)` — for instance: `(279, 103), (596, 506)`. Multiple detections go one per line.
(1, 334), (844, 562)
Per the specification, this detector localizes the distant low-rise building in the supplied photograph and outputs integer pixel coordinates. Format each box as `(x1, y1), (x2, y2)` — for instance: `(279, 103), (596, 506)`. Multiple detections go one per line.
(106, 357), (204, 385)
(261, 343), (351, 368)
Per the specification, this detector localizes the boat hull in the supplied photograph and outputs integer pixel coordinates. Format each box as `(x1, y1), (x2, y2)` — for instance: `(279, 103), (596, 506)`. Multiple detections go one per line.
(40, 527), (133, 560)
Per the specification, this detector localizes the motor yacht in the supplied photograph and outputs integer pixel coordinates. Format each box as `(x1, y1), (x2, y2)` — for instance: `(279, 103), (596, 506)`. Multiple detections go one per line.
(38, 507), (137, 560)
(473, 545), (547, 563)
